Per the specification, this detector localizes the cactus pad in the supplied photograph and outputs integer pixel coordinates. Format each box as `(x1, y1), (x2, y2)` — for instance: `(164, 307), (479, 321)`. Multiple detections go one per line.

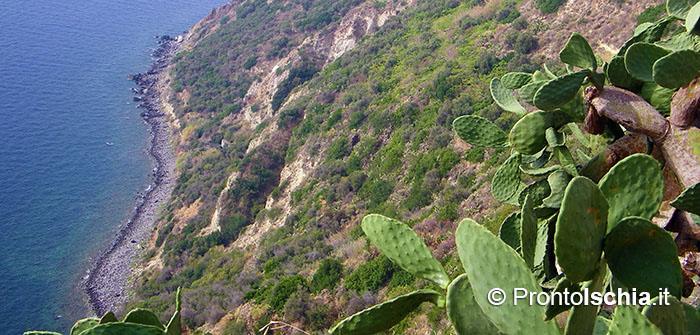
(520, 164), (560, 176)
(446, 274), (500, 335)
(608, 305), (663, 335)
(642, 295), (686, 335)
(640, 82), (674, 116)
(555, 176), (608, 283)
(545, 127), (565, 147)
(559, 33), (597, 70)
(687, 2), (700, 34)
(518, 179), (552, 207)
(543, 170), (571, 208)
(564, 267), (606, 335)
(492, 153), (522, 202)
(499, 212), (521, 250)
(362, 214), (450, 288)
(545, 277), (579, 320)
(77, 323), (166, 335)
(533, 70), (590, 110)
(165, 287), (182, 335)
(653, 49), (700, 88)
(329, 290), (441, 335)
(671, 182), (700, 216)
(607, 56), (642, 91)
(509, 110), (574, 155)
(99, 312), (118, 324)
(501, 72), (533, 89)
(456, 218), (559, 335)
(655, 31), (698, 51)
(491, 78), (527, 115)
(683, 303), (700, 335)
(553, 146), (578, 177)
(624, 42), (670, 82)
(70, 318), (100, 335)
(521, 195), (537, 268)
(604, 217), (683, 298)
(452, 115), (508, 148)
(619, 17), (673, 57)
(519, 80), (547, 105)
(598, 154), (664, 230)
(122, 309), (165, 329)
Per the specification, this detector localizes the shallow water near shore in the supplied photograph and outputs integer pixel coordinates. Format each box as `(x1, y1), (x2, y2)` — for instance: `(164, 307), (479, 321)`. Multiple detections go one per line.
(0, 0), (227, 333)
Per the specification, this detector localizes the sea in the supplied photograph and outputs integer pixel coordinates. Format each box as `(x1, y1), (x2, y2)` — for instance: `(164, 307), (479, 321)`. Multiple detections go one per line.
(0, 0), (228, 333)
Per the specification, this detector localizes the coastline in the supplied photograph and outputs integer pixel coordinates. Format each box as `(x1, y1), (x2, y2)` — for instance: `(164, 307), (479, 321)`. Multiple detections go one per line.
(83, 36), (180, 316)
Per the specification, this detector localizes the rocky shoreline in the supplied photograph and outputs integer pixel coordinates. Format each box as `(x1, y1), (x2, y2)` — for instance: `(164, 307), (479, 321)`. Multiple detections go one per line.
(83, 35), (180, 316)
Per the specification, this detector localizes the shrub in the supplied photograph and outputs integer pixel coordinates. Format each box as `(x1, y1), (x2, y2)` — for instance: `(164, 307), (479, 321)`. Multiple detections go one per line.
(345, 255), (395, 292)
(243, 55), (257, 70)
(475, 51), (499, 75)
(535, 0), (565, 13)
(326, 136), (351, 160)
(311, 258), (344, 293)
(269, 275), (307, 312)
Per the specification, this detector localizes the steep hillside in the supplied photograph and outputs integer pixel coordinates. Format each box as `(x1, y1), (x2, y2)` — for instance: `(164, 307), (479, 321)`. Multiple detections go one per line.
(127, 0), (663, 333)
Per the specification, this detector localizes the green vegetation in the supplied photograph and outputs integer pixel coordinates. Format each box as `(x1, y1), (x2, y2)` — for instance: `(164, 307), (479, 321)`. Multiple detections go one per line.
(26, 289), (183, 335)
(72, 0), (700, 333)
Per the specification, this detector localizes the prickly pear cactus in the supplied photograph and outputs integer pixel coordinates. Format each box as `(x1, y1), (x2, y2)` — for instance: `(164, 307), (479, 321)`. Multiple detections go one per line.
(604, 217), (683, 298)
(75, 323), (166, 335)
(608, 305), (663, 335)
(671, 181), (700, 215)
(555, 177), (608, 283)
(361, 214), (450, 288)
(624, 42), (670, 82)
(509, 111), (573, 155)
(499, 212), (521, 250)
(520, 195), (538, 268)
(456, 218), (559, 335)
(491, 78), (527, 115)
(329, 290), (441, 335)
(70, 318), (100, 335)
(99, 312), (118, 324)
(123, 309), (165, 330)
(653, 49), (700, 88)
(642, 295), (686, 335)
(598, 154), (664, 229)
(165, 287), (182, 335)
(491, 153), (522, 202)
(446, 274), (500, 335)
(559, 33), (597, 71)
(533, 70), (590, 111)
(563, 266), (606, 335)
(501, 72), (532, 89)
(545, 277), (579, 320)
(452, 115), (508, 148)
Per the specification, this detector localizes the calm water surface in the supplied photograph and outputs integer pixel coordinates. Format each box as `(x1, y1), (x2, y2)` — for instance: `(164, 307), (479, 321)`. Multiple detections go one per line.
(0, 0), (227, 333)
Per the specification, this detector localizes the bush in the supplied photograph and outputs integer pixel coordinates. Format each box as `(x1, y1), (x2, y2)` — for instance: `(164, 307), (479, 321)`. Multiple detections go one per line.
(311, 258), (344, 293)
(243, 55), (257, 70)
(360, 177), (395, 208)
(514, 33), (538, 54)
(535, 0), (565, 13)
(475, 51), (499, 75)
(269, 275), (307, 312)
(345, 255), (395, 292)
(326, 136), (351, 160)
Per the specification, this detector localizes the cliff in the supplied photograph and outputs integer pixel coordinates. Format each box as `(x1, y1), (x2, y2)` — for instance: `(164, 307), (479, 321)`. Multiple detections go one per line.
(126, 0), (664, 333)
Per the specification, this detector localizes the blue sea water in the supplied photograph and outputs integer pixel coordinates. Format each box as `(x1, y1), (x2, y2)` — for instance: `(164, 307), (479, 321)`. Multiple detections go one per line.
(0, 1), (228, 333)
